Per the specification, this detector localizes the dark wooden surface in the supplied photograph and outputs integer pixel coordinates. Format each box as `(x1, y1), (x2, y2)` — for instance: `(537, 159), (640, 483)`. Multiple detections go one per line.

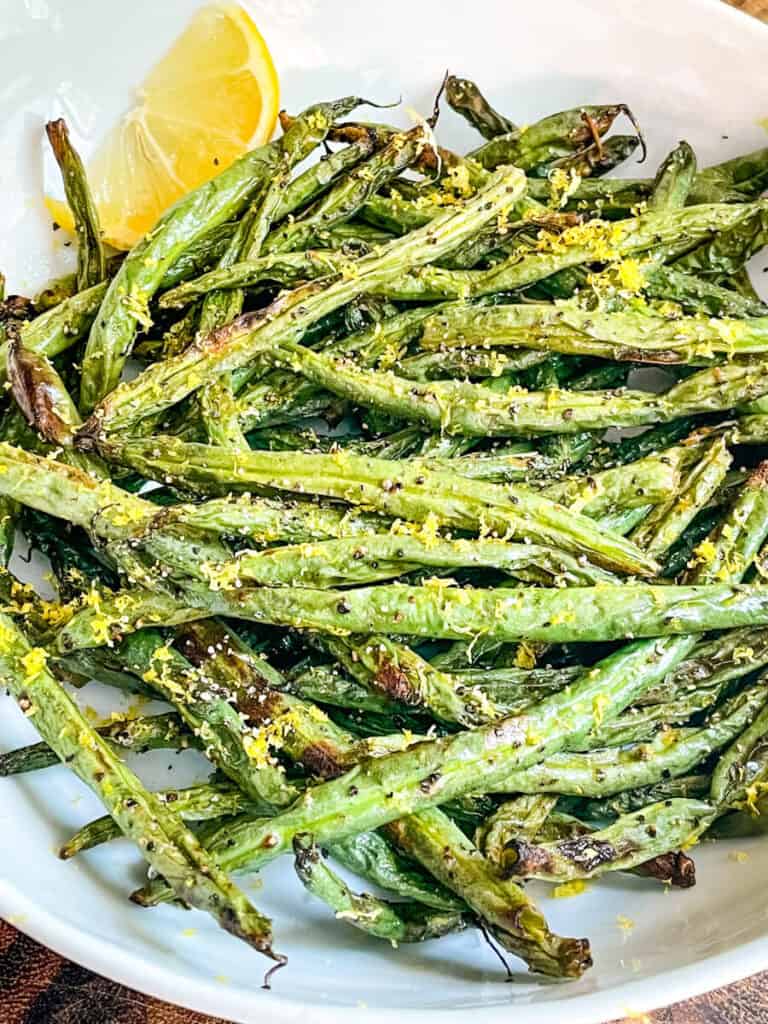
(2, 1), (767, 1021)
(729, 0), (768, 15)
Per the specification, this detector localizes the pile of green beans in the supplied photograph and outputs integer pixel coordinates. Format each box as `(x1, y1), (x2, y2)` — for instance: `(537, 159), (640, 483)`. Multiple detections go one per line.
(2, 76), (768, 986)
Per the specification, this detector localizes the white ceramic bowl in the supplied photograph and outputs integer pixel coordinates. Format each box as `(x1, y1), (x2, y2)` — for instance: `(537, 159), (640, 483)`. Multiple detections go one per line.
(1, 1), (767, 1021)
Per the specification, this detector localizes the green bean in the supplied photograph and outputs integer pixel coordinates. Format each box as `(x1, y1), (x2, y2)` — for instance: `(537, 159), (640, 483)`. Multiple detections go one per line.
(322, 634), (506, 728)
(87, 575), (768, 649)
(254, 436), (550, 484)
(208, 532), (615, 592)
(525, 175), (649, 203)
(196, 203), (280, 375)
(327, 829), (464, 911)
(13, 80), (768, 986)
(421, 303), (768, 364)
(45, 119), (106, 290)
(629, 435), (732, 558)
(314, 221), (394, 250)
(0, 282), (108, 384)
(168, 620), (417, 774)
(675, 204), (767, 277)
(170, 494), (384, 545)
(276, 138), (379, 221)
(63, 453), (768, 692)
(711, 698), (768, 807)
(384, 809), (591, 977)
(7, 335), (84, 447)
(315, 639), (575, 722)
(496, 685), (768, 799)
(688, 146), (768, 204)
(643, 265), (768, 317)
(445, 76), (516, 138)
(648, 141), (697, 211)
(406, 447), (554, 483)
(116, 631), (298, 810)
(0, 412), (22, 566)
(0, 711), (193, 777)
(198, 381), (250, 450)
(196, 172), (305, 446)
(357, 193), (436, 234)
(577, 776), (711, 820)
(201, 118), (375, 440)
(475, 795), (558, 865)
(686, 461), (768, 583)
(737, 414), (768, 444)
(264, 342), (768, 438)
(156, 251), (348, 308)
(397, 345), (548, 381)
(154, 221), (237, 292)
(540, 444), (692, 518)
(292, 835), (469, 945)
(534, 135), (640, 180)
(361, 199), (754, 285)
(135, 631), (696, 892)
(4, 330), (107, 484)
(512, 141), (576, 173)
(470, 104), (632, 169)
(59, 781), (251, 858)
(455, 666), (581, 704)
(63, 779), (465, 915)
(640, 626), (768, 705)
(11, 223), (237, 376)
(574, 693), (727, 751)
(528, 146), (768, 213)
(588, 418), (701, 470)
(222, 305), (438, 436)
(500, 798), (711, 882)
(288, 662), (401, 714)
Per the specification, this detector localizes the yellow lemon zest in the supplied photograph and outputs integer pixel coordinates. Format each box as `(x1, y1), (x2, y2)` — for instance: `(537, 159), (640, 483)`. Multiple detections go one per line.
(514, 642), (537, 669)
(551, 880), (589, 899)
(21, 647), (48, 680)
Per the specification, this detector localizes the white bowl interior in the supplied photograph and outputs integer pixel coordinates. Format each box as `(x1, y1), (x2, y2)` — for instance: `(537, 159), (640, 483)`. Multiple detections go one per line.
(1, 2), (767, 1022)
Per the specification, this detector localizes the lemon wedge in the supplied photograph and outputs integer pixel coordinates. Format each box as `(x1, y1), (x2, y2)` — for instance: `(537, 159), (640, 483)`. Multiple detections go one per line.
(46, 3), (279, 250)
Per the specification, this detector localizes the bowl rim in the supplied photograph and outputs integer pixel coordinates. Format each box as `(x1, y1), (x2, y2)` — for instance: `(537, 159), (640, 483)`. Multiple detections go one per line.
(4, 872), (768, 1024)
